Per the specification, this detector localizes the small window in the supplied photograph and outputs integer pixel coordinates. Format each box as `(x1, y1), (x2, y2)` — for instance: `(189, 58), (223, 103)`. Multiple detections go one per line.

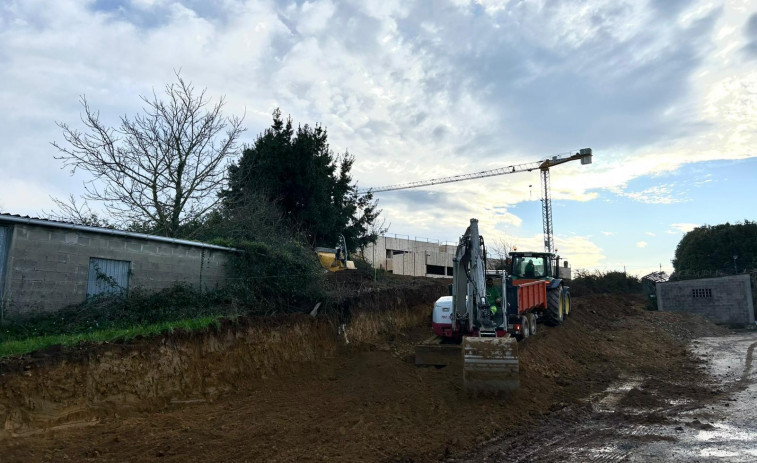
(426, 264), (446, 276)
(692, 288), (712, 298)
(87, 257), (130, 297)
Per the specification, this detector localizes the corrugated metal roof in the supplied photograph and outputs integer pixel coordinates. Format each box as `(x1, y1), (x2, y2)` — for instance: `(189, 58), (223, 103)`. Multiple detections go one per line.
(642, 271), (669, 283)
(0, 212), (236, 252)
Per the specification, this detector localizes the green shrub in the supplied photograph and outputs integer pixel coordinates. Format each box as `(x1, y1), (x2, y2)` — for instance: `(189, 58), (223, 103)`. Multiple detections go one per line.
(224, 239), (325, 313)
(353, 256), (385, 281)
(569, 270), (642, 297)
(0, 284), (229, 341)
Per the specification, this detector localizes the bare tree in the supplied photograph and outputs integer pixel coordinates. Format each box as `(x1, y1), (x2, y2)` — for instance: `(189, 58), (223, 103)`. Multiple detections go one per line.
(52, 74), (245, 237)
(487, 237), (513, 270)
(46, 194), (113, 228)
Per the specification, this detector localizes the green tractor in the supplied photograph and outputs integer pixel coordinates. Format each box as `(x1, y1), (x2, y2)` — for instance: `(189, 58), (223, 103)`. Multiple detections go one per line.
(506, 251), (571, 329)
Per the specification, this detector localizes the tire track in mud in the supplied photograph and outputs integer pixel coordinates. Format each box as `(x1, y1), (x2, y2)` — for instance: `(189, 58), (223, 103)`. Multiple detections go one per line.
(467, 425), (633, 463)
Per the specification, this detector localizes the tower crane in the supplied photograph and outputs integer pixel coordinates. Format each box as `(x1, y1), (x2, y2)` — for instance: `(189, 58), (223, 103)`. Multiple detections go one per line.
(361, 148), (593, 253)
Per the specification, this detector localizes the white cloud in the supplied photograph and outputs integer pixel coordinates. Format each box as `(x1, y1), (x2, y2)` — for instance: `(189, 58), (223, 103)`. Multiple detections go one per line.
(502, 233), (605, 270)
(612, 184), (685, 204)
(0, 0), (756, 275)
(669, 223), (699, 233)
(296, 0), (337, 35)
(645, 232), (656, 236)
(601, 231), (613, 236)
(636, 241), (648, 248)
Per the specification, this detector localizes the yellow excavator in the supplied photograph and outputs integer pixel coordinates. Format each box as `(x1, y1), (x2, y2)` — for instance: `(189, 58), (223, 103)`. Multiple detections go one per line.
(316, 234), (356, 272)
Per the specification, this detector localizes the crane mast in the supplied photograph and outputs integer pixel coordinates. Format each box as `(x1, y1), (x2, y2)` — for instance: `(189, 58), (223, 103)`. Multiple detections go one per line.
(363, 148), (593, 252)
(541, 168), (554, 253)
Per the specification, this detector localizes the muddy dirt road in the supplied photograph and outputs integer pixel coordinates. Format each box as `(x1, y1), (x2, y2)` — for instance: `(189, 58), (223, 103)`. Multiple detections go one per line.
(458, 333), (757, 462)
(0, 294), (738, 462)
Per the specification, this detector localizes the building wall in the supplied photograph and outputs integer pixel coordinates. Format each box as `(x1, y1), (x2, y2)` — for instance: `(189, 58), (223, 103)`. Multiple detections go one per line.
(361, 236), (455, 277)
(656, 274), (755, 325)
(1, 223), (231, 316)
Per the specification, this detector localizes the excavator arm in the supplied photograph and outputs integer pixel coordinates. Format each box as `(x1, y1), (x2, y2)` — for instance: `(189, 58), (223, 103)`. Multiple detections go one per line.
(454, 219), (519, 394)
(451, 219), (490, 333)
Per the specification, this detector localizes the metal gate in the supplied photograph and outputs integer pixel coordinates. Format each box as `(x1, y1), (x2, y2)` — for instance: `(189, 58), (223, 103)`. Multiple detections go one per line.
(87, 257), (130, 297)
(0, 225), (10, 302)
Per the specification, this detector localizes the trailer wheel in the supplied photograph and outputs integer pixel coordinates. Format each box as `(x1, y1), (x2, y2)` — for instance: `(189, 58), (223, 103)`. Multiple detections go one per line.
(546, 286), (564, 326)
(526, 313), (536, 336)
(563, 291), (571, 317)
(516, 315), (530, 341)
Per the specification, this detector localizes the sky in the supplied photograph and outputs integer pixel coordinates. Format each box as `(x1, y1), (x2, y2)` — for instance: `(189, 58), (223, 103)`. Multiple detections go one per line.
(1, 0), (756, 276)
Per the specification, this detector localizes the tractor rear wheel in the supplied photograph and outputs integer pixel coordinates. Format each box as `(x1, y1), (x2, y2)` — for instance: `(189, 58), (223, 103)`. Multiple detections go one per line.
(546, 286), (564, 326)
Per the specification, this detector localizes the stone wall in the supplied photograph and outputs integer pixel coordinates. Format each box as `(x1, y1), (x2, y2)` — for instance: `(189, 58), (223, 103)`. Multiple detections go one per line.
(656, 274), (755, 325)
(1, 223), (232, 315)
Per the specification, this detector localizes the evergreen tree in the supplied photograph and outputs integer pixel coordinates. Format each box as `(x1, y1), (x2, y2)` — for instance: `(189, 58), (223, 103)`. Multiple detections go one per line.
(224, 109), (383, 251)
(672, 221), (757, 278)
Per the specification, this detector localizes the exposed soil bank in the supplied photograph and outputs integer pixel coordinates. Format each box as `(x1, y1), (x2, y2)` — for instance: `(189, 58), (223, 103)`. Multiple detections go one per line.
(0, 278), (446, 440)
(1, 292), (729, 462)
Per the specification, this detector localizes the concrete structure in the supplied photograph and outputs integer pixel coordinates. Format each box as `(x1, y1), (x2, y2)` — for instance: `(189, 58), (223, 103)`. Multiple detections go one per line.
(656, 274), (755, 325)
(361, 235), (455, 277)
(0, 214), (234, 317)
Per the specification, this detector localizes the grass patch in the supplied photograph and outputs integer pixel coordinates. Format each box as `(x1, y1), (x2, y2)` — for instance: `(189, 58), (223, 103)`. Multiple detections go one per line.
(0, 315), (222, 358)
(1, 284), (231, 341)
(0, 284), (238, 358)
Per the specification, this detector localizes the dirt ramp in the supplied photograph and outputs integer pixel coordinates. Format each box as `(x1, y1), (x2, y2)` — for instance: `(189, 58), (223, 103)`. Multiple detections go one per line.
(0, 282), (446, 439)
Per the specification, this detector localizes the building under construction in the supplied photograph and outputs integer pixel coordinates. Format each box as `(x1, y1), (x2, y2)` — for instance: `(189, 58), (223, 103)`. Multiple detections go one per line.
(361, 235), (456, 277)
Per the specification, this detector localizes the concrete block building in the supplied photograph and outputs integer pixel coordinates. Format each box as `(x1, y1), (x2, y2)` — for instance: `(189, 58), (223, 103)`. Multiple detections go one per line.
(656, 274), (755, 325)
(0, 214), (234, 317)
(361, 235), (455, 277)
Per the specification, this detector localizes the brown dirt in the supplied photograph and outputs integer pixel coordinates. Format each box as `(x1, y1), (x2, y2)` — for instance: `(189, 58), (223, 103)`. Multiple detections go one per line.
(0, 291), (730, 462)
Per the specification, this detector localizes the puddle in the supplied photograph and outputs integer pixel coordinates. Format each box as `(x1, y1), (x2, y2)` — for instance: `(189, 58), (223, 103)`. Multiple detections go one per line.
(588, 375), (644, 413)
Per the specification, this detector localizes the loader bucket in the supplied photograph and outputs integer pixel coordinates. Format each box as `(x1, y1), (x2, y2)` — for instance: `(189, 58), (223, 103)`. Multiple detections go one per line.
(317, 251), (348, 272)
(463, 336), (519, 394)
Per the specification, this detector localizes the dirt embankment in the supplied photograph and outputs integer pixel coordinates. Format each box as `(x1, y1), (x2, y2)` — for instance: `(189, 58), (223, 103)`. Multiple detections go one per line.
(1, 289), (730, 463)
(0, 276), (446, 439)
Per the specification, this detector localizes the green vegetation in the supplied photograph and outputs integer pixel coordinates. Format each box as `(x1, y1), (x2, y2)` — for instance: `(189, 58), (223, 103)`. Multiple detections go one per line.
(0, 284), (262, 357)
(1, 285), (229, 342)
(672, 221), (757, 279)
(353, 256), (387, 281)
(223, 109), (384, 252)
(224, 239), (326, 312)
(0, 316), (220, 358)
(569, 270), (642, 297)
(11, 104), (385, 358)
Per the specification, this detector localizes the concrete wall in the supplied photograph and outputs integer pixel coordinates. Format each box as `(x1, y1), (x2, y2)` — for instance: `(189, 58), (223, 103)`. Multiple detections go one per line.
(361, 236), (454, 277)
(1, 223), (231, 316)
(656, 274), (755, 325)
